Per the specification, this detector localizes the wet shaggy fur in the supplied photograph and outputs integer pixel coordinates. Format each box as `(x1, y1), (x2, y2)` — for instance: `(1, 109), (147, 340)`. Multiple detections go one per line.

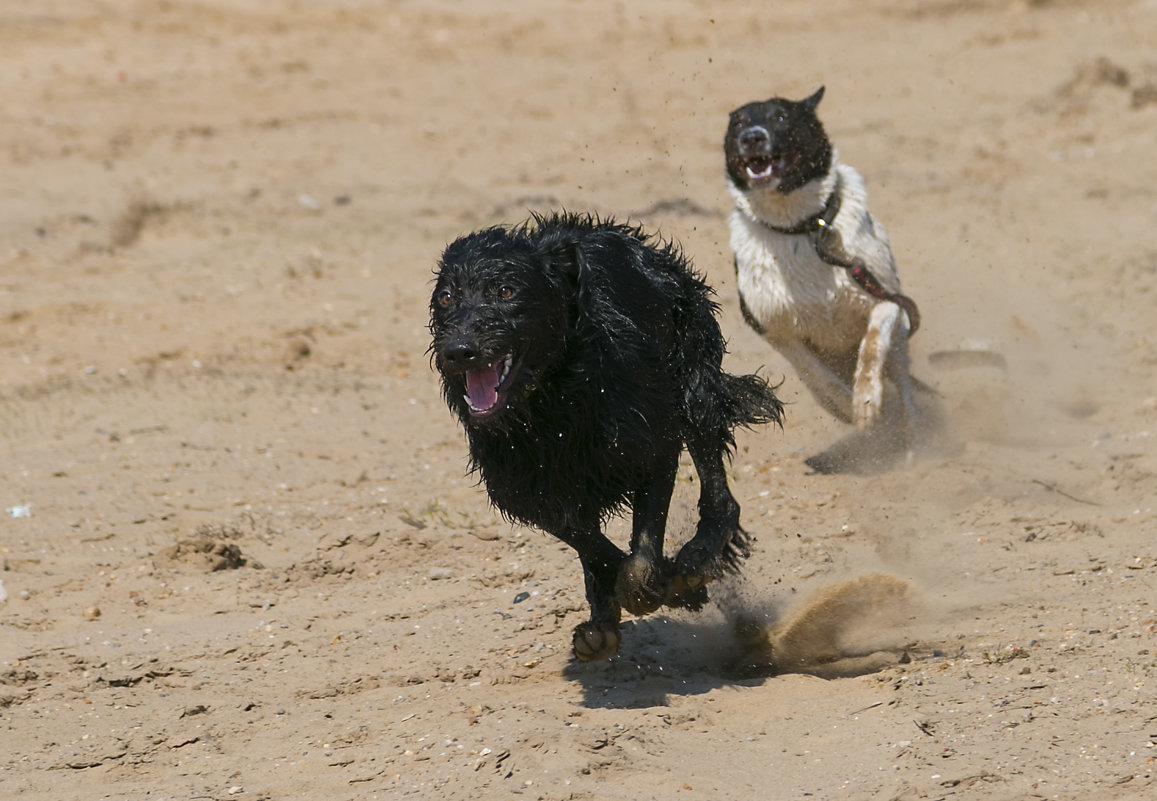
(430, 213), (783, 661)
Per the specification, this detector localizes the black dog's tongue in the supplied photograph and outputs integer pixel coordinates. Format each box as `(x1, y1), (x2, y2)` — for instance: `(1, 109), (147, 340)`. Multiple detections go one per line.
(465, 363), (501, 411)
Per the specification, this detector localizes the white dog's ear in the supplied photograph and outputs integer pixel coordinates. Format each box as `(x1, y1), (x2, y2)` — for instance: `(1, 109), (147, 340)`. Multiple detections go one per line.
(803, 86), (825, 110)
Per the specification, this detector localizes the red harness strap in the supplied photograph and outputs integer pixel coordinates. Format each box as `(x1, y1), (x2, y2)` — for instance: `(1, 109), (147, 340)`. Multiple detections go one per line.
(759, 177), (921, 337)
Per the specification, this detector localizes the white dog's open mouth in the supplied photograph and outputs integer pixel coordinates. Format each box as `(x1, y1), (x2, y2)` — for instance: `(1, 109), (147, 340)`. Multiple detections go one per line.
(464, 354), (518, 416)
(744, 153), (798, 183)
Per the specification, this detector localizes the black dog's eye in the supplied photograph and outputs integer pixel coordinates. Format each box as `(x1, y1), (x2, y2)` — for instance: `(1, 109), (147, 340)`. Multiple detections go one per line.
(436, 289), (453, 307)
(498, 285), (516, 300)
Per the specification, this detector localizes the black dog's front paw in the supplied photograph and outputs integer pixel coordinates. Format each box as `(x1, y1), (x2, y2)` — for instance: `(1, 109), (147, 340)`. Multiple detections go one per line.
(674, 517), (751, 586)
(662, 574), (710, 612)
(615, 553), (670, 618)
(673, 539), (718, 586)
(572, 621), (621, 662)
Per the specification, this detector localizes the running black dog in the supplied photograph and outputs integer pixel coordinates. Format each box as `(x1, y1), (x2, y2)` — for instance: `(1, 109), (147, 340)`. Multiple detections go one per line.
(430, 213), (782, 661)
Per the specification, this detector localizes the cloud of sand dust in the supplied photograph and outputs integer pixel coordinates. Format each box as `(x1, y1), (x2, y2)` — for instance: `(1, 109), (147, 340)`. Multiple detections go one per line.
(720, 574), (924, 679)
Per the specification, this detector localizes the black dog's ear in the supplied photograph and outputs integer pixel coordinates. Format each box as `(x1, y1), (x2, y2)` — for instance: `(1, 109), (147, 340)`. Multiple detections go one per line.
(535, 237), (585, 294)
(803, 86), (825, 111)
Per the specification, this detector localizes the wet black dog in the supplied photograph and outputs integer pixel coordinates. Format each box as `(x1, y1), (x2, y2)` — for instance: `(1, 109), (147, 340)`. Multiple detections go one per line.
(430, 212), (782, 661)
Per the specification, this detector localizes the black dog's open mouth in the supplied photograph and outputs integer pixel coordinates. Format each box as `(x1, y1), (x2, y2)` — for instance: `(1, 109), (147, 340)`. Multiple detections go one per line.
(464, 353), (520, 417)
(743, 153), (799, 184)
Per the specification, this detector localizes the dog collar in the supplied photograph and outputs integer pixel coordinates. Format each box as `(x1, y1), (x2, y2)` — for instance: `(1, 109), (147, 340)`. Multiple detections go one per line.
(757, 177), (843, 236)
(755, 176), (921, 336)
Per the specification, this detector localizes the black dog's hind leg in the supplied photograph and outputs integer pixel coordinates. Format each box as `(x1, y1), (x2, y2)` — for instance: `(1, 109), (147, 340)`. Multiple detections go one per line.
(615, 448), (681, 618)
(673, 435), (750, 591)
(555, 527), (627, 661)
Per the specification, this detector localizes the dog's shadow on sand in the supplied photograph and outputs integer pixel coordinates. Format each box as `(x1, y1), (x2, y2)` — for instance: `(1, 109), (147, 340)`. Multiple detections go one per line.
(804, 428), (911, 475)
(560, 618), (759, 710)
(562, 574), (922, 709)
(804, 399), (953, 475)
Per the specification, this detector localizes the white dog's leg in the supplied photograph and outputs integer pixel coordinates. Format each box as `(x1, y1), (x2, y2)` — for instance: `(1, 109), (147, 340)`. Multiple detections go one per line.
(852, 301), (906, 433)
(774, 338), (854, 423)
(885, 311), (919, 448)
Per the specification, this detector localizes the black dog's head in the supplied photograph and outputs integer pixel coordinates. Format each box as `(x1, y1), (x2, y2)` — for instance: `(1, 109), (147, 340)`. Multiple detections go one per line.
(725, 86), (831, 195)
(429, 224), (573, 427)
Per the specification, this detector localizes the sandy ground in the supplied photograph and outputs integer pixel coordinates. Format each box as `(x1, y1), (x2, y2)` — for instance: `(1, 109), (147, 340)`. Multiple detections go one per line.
(2, 1), (1156, 799)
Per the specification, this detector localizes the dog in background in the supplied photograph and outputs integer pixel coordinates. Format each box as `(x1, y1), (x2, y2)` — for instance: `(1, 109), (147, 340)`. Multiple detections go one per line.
(725, 87), (930, 471)
(430, 213), (782, 661)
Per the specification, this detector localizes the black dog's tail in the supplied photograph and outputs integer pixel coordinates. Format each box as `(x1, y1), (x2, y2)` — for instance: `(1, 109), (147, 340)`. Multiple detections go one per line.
(681, 364), (783, 458)
(672, 294), (783, 451)
(721, 372), (784, 434)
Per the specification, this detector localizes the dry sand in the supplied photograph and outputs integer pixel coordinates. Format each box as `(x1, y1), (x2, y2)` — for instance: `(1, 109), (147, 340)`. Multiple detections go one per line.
(2, 1), (1156, 799)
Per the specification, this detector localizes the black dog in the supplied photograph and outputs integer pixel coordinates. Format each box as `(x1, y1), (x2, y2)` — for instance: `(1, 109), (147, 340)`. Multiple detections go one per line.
(430, 213), (782, 661)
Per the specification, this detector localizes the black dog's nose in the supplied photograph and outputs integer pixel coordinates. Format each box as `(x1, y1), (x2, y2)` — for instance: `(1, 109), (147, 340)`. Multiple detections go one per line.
(738, 126), (770, 153)
(441, 338), (482, 368)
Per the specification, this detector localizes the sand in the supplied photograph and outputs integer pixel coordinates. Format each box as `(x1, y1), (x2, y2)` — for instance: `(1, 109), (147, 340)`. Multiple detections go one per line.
(2, 1), (1155, 799)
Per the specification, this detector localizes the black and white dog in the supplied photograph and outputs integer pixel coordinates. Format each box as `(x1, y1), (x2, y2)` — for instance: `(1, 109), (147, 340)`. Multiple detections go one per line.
(725, 87), (927, 468)
(430, 213), (782, 661)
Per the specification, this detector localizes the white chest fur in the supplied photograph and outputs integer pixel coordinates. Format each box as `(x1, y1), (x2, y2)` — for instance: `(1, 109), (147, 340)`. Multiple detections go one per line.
(728, 156), (900, 354)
